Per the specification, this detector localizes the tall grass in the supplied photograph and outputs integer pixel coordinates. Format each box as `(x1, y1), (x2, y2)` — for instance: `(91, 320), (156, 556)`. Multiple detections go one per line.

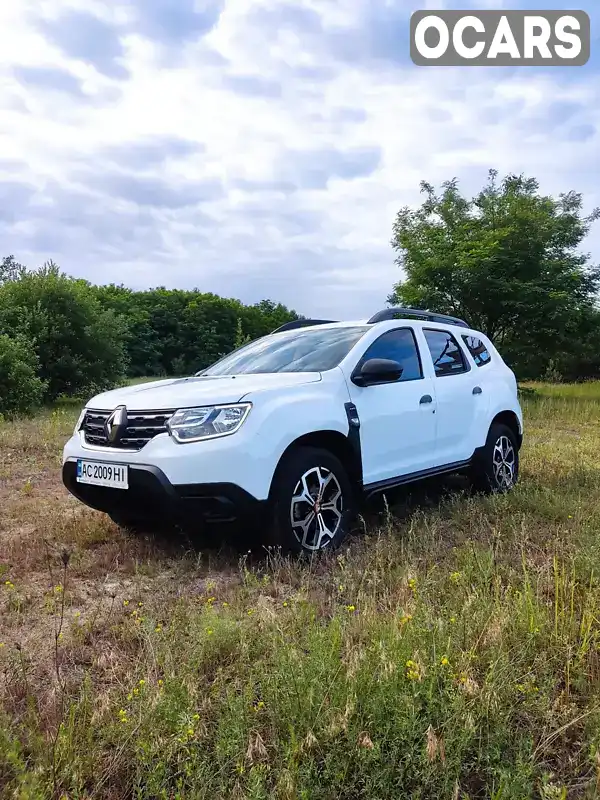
(1, 386), (600, 798)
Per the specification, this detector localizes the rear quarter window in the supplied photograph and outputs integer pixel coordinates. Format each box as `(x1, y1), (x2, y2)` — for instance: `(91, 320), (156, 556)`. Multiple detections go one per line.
(462, 335), (492, 367)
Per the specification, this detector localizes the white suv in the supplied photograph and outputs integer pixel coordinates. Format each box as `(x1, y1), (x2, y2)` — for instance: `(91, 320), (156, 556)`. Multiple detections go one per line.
(62, 307), (523, 553)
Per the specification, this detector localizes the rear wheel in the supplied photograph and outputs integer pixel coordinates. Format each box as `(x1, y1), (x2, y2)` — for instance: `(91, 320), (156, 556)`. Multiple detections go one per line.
(268, 446), (356, 555)
(470, 423), (519, 494)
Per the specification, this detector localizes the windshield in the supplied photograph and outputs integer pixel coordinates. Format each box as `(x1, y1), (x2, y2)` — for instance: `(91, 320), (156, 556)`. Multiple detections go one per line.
(200, 325), (369, 376)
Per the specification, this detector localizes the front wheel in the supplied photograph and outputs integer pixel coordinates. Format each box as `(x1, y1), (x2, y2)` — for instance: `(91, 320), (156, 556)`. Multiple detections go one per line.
(470, 423), (519, 494)
(268, 446), (356, 555)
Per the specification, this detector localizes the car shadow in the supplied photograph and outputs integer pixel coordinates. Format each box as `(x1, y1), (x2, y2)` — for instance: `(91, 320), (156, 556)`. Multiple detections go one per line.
(128, 473), (475, 562)
(359, 472), (472, 530)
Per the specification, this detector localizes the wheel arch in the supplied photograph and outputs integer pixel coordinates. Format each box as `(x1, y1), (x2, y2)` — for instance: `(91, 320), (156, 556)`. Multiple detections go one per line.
(490, 410), (522, 449)
(268, 429), (362, 500)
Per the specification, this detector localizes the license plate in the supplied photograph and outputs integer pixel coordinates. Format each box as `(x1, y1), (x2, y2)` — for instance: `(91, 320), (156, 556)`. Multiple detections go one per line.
(76, 460), (129, 489)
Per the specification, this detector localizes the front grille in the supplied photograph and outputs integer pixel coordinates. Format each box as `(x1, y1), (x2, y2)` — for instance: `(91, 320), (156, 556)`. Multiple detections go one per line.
(80, 409), (175, 451)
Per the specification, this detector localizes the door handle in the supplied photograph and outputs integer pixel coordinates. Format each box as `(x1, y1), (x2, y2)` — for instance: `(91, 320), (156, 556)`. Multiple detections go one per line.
(419, 394), (433, 404)
(473, 386), (482, 395)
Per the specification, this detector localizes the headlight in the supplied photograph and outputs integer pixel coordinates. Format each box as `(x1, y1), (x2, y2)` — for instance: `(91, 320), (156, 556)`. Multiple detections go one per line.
(74, 407), (87, 435)
(166, 403), (251, 443)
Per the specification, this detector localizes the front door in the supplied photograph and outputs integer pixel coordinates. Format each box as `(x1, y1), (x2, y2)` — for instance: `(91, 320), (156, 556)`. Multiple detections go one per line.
(343, 327), (438, 486)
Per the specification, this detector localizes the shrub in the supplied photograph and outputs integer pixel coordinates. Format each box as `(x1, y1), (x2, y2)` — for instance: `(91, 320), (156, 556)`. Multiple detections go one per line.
(0, 263), (128, 401)
(0, 333), (45, 417)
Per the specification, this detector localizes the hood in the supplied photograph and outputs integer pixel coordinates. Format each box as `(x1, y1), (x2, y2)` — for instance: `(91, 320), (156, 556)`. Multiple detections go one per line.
(87, 372), (322, 410)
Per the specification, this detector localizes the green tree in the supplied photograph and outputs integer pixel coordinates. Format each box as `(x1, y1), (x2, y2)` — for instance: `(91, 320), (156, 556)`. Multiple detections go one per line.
(0, 333), (46, 417)
(0, 262), (128, 400)
(389, 170), (600, 378)
(0, 255), (25, 284)
(93, 284), (164, 377)
(95, 286), (299, 377)
(1, 257), (301, 385)
(233, 318), (251, 349)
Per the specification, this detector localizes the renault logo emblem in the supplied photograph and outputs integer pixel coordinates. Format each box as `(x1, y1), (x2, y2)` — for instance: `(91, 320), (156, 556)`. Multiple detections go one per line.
(104, 405), (128, 445)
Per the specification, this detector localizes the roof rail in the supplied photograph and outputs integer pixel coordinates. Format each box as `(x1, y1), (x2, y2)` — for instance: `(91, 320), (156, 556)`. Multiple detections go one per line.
(272, 318), (338, 334)
(367, 307), (469, 328)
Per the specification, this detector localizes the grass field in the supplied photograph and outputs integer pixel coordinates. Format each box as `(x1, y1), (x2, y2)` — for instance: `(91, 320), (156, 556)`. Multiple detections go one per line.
(2, 383), (600, 799)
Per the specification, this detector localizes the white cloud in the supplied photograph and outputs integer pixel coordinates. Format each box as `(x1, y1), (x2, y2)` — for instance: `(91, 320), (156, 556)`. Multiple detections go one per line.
(0, 0), (598, 320)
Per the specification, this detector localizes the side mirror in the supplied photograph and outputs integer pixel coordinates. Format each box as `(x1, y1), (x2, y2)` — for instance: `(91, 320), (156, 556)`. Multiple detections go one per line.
(352, 358), (403, 387)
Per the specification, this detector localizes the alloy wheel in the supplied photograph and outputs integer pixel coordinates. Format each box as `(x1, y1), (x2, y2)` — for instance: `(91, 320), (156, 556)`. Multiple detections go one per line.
(289, 465), (344, 551)
(492, 435), (516, 490)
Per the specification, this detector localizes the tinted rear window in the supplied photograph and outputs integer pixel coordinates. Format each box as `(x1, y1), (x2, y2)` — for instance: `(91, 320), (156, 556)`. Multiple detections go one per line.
(462, 335), (492, 367)
(423, 329), (469, 376)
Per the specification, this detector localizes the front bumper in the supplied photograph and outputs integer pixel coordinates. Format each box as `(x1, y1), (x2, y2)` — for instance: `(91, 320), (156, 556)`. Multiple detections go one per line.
(62, 460), (265, 524)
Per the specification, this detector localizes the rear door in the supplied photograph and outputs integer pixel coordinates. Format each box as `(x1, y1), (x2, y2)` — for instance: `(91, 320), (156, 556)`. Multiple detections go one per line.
(343, 326), (437, 485)
(417, 327), (488, 465)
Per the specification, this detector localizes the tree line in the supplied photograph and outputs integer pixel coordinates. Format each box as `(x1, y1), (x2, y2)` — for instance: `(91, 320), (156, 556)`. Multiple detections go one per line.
(0, 259), (297, 417)
(389, 170), (600, 382)
(1, 169), (598, 418)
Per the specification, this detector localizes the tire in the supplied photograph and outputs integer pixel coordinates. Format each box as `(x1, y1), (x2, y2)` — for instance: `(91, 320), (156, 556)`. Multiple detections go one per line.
(470, 423), (519, 494)
(268, 446), (356, 555)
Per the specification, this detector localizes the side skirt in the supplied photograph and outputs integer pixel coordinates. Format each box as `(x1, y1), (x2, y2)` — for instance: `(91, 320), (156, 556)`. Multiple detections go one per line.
(363, 459), (473, 500)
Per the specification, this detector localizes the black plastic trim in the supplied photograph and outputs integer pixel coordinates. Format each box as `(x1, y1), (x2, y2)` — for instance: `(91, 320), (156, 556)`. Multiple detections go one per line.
(62, 460), (264, 524)
(363, 459), (472, 498)
(273, 319), (338, 333)
(368, 307), (469, 328)
(344, 402), (363, 487)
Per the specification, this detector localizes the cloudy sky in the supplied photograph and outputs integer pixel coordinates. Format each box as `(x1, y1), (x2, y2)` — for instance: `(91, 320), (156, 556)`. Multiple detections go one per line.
(1, 0), (599, 319)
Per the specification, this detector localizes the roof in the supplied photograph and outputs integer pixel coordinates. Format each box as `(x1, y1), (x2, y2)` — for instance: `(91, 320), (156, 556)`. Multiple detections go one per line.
(272, 307), (471, 334)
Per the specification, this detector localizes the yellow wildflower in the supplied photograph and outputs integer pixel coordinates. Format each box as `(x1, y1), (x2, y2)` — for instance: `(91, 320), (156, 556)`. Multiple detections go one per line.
(405, 659), (421, 681)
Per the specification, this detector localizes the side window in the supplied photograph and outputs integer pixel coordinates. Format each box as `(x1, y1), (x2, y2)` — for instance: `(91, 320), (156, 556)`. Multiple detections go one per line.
(462, 335), (492, 367)
(423, 329), (469, 377)
(359, 328), (423, 381)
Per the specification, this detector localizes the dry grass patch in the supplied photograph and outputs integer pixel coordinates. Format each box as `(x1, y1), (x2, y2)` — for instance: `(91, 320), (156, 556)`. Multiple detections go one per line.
(1, 385), (600, 798)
